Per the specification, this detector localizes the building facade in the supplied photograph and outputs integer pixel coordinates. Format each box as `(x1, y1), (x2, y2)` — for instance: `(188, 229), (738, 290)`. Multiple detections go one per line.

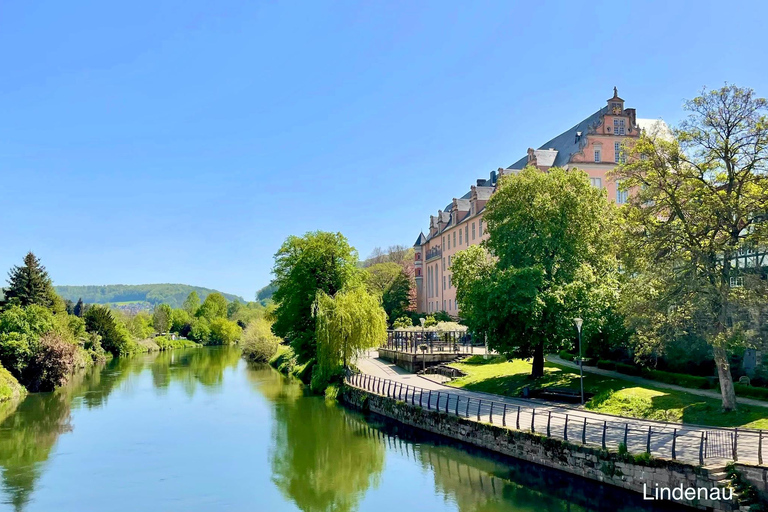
(414, 89), (665, 315)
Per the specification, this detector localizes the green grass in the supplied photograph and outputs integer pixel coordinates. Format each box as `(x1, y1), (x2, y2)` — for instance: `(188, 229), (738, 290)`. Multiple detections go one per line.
(0, 361), (25, 404)
(448, 357), (768, 429)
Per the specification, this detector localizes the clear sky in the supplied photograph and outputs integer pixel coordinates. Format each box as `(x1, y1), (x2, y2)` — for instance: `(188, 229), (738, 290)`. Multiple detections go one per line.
(2, 0), (767, 300)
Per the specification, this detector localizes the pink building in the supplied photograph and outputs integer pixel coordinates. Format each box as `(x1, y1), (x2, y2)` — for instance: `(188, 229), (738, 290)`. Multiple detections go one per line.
(414, 89), (665, 315)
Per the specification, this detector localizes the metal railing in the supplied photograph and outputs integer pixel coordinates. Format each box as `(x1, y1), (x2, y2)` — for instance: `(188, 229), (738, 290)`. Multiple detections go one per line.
(382, 330), (480, 354)
(345, 373), (767, 466)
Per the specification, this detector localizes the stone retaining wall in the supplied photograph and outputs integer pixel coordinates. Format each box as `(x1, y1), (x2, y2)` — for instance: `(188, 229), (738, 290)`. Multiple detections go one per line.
(342, 387), (753, 511)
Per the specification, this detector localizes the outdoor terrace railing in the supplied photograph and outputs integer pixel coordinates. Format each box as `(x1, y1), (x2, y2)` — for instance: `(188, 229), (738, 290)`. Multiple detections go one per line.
(382, 330), (481, 354)
(344, 372), (767, 466)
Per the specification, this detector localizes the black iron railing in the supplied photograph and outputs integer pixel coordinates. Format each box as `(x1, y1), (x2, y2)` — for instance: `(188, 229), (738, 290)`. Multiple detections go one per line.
(382, 330), (480, 354)
(345, 373), (766, 466)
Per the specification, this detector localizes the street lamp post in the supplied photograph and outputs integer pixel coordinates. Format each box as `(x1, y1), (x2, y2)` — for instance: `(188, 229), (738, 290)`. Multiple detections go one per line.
(574, 318), (584, 405)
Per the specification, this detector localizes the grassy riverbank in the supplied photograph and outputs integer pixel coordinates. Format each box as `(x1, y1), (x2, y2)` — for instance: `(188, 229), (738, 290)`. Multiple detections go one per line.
(448, 356), (768, 429)
(269, 344), (313, 384)
(0, 362), (25, 404)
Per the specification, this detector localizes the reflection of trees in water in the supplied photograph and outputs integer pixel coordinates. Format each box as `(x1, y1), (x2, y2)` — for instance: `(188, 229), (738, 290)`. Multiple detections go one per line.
(250, 365), (384, 512)
(0, 346), (242, 511)
(354, 420), (682, 512)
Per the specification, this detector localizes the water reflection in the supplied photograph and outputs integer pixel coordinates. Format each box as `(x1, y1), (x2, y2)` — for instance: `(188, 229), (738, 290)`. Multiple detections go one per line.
(0, 347), (240, 511)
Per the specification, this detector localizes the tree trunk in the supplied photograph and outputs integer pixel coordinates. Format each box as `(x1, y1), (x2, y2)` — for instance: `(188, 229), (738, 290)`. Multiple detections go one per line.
(713, 345), (738, 411)
(531, 342), (545, 378)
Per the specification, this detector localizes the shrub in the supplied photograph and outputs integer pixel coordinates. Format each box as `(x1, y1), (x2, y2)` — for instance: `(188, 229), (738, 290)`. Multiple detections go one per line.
(24, 333), (77, 392)
(0, 305), (55, 377)
(734, 383), (768, 401)
(641, 369), (711, 389)
(558, 350), (575, 361)
(392, 316), (412, 329)
(188, 318), (210, 343)
(597, 360), (617, 371)
(615, 362), (642, 376)
(84, 306), (133, 356)
(241, 319), (280, 363)
(154, 336), (198, 351)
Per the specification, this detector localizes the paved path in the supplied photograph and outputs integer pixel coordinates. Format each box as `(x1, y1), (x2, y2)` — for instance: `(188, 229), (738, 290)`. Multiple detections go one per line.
(352, 352), (764, 467)
(546, 355), (768, 409)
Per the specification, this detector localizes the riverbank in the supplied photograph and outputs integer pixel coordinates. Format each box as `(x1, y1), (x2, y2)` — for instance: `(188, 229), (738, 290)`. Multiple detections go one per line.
(268, 344), (313, 384)
(341, 383), (755, 511)
(0, 362), (25, 405)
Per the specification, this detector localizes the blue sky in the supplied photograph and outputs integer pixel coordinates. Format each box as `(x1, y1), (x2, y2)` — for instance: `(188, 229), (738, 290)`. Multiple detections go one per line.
(2, 0), (767, 300)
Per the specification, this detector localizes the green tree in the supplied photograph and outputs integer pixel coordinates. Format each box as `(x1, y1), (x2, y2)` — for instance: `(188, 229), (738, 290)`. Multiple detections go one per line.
(170, 308), (192, 335)
(152, 304), (173, 334)
(392, 316), (413, 329)
(272, 231), (359, 364)
(73, 298), (85, 318)
(188, 318), (211, 343)
(2, 253), (56, 310)
(613, 85), (768, 411)
(84, 306), (134, 356)
(125, 311), (154, 339)
(314, 286), (387, 390)
(453, 167), (617, 377)
(183, 291), (201, 316)
(241, 318), (281, 363)
(196, 293), (227, 320)
(0, 305), (56, 380)
(208, 318), (241, 345)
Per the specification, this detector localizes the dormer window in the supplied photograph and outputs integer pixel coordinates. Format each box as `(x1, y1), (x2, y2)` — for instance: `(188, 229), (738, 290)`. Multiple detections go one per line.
(613, 118), (625, 135)
(611, 102), (622, 114)
(594, 148), (601, 162)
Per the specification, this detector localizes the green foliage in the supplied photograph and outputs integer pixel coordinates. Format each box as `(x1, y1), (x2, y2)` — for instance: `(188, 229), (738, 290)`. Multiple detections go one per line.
(642, 369), (711, 390)
(733, 384), (768, 401)
(152, 303), (173, 333)
(596, 360), (617, 371)
(453, 167), (618, 378)
(207, 318), (241, 345)
(423, 315), (437, 328)
(23, 333), (77, 392)
(183, 291), (201, 315)
(0, 361), (25, 403)
(188, 318), (211, 343)
(73, 298), (85, 317)
(153, 336), (199, 351)
(558, 350), (576, 361)
(272, 231), (360, 364)
(84, 306), (135, 356)
(170, 308), (192, 335)
(313, 286), (387, 391)
(54, 284), (244, 309)
(241, 318), (280, 363)
(614, 85), (768, 411)
(124, 311), (154, 339)
(614, 362), (642, 376)
(392, 316), (413, 329)
(0, 305), (55, 378)
(1, 253), (58, 310)
(196, 293), (228, 321)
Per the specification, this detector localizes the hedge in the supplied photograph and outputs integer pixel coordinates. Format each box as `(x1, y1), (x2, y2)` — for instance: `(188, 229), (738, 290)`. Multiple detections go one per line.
(615, 362), (643, 376)
(597, 360), (616, 371)
(734, 383), (768, 401)
(641, 369), (711, 390)
(558, 350), (576, 361)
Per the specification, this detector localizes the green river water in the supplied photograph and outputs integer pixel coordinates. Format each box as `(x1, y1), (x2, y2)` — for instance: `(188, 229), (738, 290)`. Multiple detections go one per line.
(0, 346), (680, 512)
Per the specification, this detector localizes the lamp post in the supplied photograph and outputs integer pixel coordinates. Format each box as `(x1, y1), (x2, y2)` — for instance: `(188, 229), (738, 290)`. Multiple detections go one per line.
(573, 318), (584, 405)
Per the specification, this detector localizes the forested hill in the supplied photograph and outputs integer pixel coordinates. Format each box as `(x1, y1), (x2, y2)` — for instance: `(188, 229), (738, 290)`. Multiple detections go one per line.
(55, 284), (245, 309)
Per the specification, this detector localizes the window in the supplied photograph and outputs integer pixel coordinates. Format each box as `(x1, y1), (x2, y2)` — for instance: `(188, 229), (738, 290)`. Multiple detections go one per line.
(449, 299), (452, 311)
(615, 142), (622, 163)
(590, 177), (602, 188)
(730, 276), (744, 288)
(442, 236), (445, 250)
(442, 257), (445, 271)
(447, 234), (451, 250)
(448, 255), (451, 267)
(616, 181), (628, 204)
(448, 275), (452, 288)
(594, 149), (601, 162)
(443, 300), (446, 310)
(443, 276), (446, 290)
(453, 232), (456, 247)
(465, 225), (468, 244)
(613, 118), (625, 136)
(472, 222), (476, 240)
(459, 229), (462, 245)
(478, 219), (483, 236)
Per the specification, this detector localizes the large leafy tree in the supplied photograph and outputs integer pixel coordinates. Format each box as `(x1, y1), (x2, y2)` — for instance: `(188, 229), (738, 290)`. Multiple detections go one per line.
(196, 293), (227, 320)
(363, 262), (413, 323)
(272, 231), (359, 364)
(183, 291), (201, 316)
(613, 85), (768, 411)
(84, 306), (133, 356)
(452, 167), (618, 377)
(152, 304), (173, 334)
(2, 253), (57, 310)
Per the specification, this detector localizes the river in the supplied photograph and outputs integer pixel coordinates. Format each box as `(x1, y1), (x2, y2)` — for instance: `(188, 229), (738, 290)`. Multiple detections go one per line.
(0, 346), (680, 512)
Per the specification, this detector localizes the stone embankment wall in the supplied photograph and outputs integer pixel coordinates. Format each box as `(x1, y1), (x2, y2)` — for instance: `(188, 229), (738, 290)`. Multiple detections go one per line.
(342, 387), (752, 512)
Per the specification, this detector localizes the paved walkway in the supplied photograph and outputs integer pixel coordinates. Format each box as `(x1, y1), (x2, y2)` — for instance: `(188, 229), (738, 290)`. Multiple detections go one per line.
(546, 355), (768, 409)
(352, 351), (765, 467)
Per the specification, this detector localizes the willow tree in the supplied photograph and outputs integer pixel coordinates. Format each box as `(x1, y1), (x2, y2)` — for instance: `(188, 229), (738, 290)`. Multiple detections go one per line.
(314, 286), (387, 390)
(613, 85), (768, 411)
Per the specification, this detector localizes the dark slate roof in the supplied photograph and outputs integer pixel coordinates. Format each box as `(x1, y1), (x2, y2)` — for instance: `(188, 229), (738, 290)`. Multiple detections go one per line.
(414, 232), (426, 246)
(507, 107), (608, 170)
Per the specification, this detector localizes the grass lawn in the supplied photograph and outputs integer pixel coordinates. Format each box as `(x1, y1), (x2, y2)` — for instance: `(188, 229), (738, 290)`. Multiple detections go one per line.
(447, 356), (768, 429)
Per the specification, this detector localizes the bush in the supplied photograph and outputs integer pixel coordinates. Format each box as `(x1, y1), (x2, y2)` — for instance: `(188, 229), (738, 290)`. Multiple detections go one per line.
(597, 360), (617, 371)
(154, 336), (198, 351)
(24, 333), (77, 392)
(734, 383), (768, 401)
(188, 318), (210, 343)
(392, 316), (412, 329)
(84, 306), (133, 356)
(642, 369), (711, 389)
(615, 362), (642, 376)
(241, 319), (280, 363)
(559, 350), (575, 361)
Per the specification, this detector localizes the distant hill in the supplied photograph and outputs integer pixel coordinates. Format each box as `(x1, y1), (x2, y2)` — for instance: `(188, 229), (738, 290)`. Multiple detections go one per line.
(55, 284), (245, 309)
(255, 282), (276, 303)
